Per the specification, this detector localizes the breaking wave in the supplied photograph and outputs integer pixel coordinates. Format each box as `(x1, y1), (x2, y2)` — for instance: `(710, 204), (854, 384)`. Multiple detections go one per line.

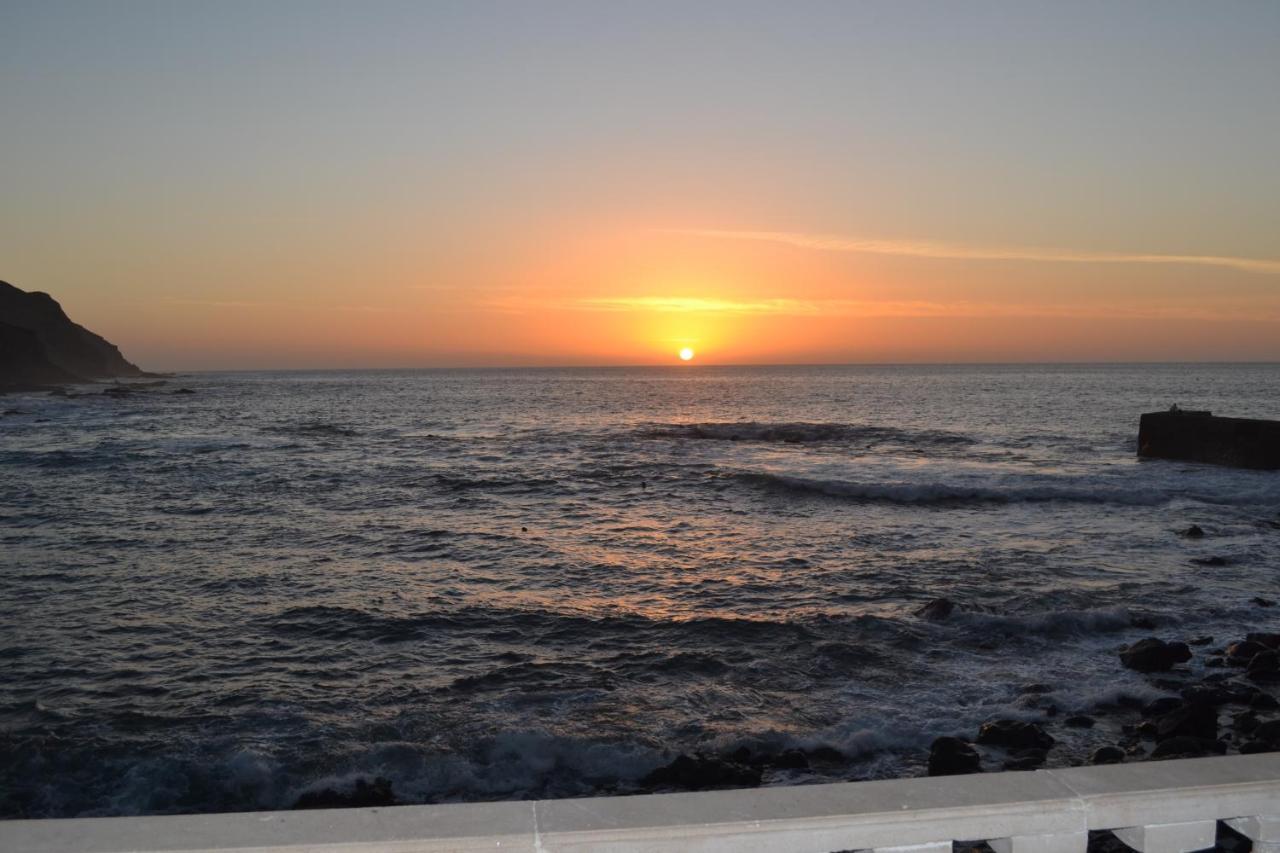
(640, 421), (973, 449)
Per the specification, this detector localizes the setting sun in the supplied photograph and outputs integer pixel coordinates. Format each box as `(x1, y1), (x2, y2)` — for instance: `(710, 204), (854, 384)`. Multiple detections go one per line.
(678, 347), (695, 361)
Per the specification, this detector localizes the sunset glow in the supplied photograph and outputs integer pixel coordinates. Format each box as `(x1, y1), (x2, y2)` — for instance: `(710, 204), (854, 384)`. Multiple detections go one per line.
(2, 2), (1278, 368)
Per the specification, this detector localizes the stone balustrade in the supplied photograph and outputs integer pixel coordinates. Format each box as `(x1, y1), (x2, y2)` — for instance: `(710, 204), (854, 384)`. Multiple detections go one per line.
(2, 753), (1277, 852)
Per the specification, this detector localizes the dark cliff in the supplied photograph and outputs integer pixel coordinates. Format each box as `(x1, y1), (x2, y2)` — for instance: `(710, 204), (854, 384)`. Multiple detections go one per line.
(0, 281), (144, 388)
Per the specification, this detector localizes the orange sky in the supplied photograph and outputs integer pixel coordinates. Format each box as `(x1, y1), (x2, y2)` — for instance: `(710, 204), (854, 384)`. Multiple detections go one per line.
(3, 3), (1279, 368)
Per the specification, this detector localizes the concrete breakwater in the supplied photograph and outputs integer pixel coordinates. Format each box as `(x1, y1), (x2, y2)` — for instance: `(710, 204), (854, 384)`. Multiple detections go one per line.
(1139, 410), (1280, 470)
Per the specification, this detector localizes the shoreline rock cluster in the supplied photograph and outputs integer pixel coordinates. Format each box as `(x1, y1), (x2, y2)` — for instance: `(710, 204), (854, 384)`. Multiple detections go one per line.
(291, 618), (1280, 813)
(928, 629), (1280, 777)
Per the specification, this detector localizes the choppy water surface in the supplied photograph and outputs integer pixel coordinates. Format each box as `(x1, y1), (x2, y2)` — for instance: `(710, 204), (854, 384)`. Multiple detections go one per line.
(2, 364), (1279, 817)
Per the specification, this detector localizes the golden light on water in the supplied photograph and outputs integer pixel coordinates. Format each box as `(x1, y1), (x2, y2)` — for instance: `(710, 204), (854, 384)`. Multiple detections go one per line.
(678, 347), (695, 361)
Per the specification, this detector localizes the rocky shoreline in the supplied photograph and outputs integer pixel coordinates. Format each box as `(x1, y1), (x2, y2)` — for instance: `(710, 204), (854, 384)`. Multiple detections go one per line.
(290, 606), (1279, 842)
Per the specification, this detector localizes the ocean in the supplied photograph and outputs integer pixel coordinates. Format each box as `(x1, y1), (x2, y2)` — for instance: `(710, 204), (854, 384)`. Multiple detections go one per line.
(2, 363), (1279, 818)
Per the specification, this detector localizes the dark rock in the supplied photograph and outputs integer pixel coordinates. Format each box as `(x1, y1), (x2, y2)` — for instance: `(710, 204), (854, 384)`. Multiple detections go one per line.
(1090, 746), (1125, 765)
(1253, 719), (1280, 743)
(1181, 525), (1206, 538)
(1240, 739), (1277, 754)
(1149, 736), (1224, 759)
(771, 749), (809, 770)
(1178, 685), (1232, 707)
(1142, 697), (1183, 717)
(1247, 650), (1280, 682)
(1205, 657), (1225, 668)
(292, 777), (396, 810)
(1190, 556), (1229, 566)
(927, 736), (981, 776)
(1155, 701), (1218, 742)
(1119, 638), (1192, 673)
(1151, 677), (1187, 692)
(173, 388), (196, 394)
(1063, 715), (1096, 729)
(1188, 636), (1214, 646)
(1248, 632), (1280, 649)
(1129, 614), (1157, 630)
(1136, 720), (1159, 739)
(975, 719), (1055, 751)
(640, 754), (762, 791)
(1232, 711), (1260, 734)
(1002, 748), (1047, 771)
(915, 598), (955, 621)
(1252, 692), (1280, 709)
(1252, 597), (1277, 608)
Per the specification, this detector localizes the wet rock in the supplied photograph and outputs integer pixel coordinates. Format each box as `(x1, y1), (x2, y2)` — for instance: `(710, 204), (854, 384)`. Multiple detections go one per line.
(1178, 685), (1233, 707)
(1190, 556), (1228, 566)
(1232, 711), (1260, 734)
(1247, 650), (1280, 682)
(1251, 693), (1279, 710)
(771, 749), (810, 770)
(1019, 683), (1054, 695)
(1188, 636), (1214, 646)
(1180, 525), (1205, 538)
(1155, 701), (1217, 742)
(1141, 697), (1182, 717)
(292, 777), (396, 810)
(1149, 736), (1224, 759)
(173, 387), (196, 395)
(1002, 748), (1047, 771)
(975, 719), (1055, 751)
(1119, 638), (1192, 673)
(1090, 746), (1125, 765)
(1252, 719), (1280, 744)
(1240, 739), (1277, 754)
(1247, 632), (1280, 649)
(1253, 597), (1277, 608)
(640, 754), (762, 791)
(1128, 614), (1157, 630)
(927, 736), (981, 776)
(915, 598), (955, 621)
(1063, 715), (1095, 729)
(1205, 657), (1226, 668)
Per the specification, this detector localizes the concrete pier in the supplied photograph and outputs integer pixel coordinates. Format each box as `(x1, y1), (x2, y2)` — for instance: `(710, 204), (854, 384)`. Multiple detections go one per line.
(1138, 409), (1280, 469)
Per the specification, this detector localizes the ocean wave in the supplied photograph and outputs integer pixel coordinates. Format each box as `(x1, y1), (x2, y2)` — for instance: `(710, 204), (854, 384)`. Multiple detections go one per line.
(263, 422), (359, 438)
(640, 421), (973, 448)
(732, 470), (1280, 507)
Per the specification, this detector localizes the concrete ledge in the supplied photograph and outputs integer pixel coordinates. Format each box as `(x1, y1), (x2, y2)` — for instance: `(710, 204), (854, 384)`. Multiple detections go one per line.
(2, 754), (1278, 853)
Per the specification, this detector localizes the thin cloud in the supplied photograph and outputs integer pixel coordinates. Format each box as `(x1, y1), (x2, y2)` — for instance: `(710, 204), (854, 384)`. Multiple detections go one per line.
(162, 298), (386, 313)
(579, 296), (826, 314)
(572, 295), (1280, 322)
(673, 229), (1280, 276)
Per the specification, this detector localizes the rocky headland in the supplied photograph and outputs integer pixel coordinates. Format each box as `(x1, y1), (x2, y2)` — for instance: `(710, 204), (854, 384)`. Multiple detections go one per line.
(0, 280), (146, 392)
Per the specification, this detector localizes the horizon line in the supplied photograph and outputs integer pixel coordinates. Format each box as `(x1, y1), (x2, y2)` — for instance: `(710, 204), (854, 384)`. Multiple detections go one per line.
(148, 358), (1280, 374)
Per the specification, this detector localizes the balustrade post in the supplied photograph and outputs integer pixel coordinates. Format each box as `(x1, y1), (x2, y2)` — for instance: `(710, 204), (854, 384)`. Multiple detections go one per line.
(1110, 820), (1217, 852)
(1225, 816), (1280, 853)
(988, 831), (1087, 853)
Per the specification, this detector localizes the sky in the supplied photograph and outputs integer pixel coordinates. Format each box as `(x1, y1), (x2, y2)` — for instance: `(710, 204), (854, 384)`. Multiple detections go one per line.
(2, 0), (1279, 368)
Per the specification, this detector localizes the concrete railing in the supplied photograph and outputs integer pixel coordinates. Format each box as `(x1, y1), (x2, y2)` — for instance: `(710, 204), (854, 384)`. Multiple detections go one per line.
(2, 754), (1277, 853)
